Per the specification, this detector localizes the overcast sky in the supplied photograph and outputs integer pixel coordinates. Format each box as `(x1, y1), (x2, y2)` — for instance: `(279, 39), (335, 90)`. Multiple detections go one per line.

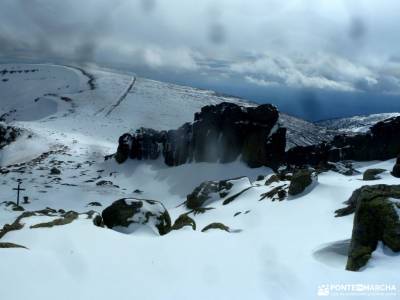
(1, 0), (400, 120)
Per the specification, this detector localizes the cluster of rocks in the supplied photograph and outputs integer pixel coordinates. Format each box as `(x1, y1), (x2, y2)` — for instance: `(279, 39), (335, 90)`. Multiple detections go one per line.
(101, 198), (239, 235)
(335, 185), (400, 271)
(186, 177), (252, 209)
(0, 123), (20, 150)
(114, 102), (400, 171)
(0, 208), (103, 249)
(287, 116), (400, 167)
(115, 102), (286, 169)
(101, 170), (320, 237)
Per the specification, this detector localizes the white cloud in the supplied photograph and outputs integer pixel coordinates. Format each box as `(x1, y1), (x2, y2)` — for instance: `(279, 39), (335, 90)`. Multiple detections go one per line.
(1, 0), (400, 94)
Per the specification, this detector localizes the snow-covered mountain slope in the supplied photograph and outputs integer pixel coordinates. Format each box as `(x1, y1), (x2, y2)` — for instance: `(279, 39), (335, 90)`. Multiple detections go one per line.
(280, 113), (335, 149)
(317, 113), (400, 134)
(0, 63), (330, 152)
(1, 64), (399, 300)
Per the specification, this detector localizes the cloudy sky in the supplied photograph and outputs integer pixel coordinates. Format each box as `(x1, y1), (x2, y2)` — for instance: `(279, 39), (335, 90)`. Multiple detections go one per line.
(1, 0), (400, 120)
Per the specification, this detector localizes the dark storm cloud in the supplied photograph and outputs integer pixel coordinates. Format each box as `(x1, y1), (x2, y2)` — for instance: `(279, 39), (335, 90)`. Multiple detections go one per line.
(349, 17), (367, 41)
(0, 0), (123, 64)
(140, 0), (157, 13)
(208, 23), (227, 45)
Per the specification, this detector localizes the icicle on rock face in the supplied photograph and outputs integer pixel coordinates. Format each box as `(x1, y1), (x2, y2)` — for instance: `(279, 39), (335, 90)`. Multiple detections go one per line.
(114, 102), (286, 169)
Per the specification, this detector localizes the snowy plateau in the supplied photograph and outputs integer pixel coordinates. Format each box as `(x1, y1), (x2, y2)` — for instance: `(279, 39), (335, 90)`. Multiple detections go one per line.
(0, 64), (399, 300)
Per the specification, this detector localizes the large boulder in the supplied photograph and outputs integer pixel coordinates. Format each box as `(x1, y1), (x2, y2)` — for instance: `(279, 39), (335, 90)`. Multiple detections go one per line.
(115, 133), (132, 164)
(288, 169), (316, 196)
(102, 198), (171, 235)
(115, 102), (286, 169)
(392, 155), (400, 178)
(0, 123), (20, 150)
(363, 168), (386, 181)
(186, 177), (252, 209)
(115, 129), (165, 164)
(338, 185), (400, 271)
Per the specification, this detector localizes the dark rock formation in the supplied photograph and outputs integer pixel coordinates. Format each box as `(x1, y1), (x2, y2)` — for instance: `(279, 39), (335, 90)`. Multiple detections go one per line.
(327, 161), (360, 176)
(96, 180), (119, 188)
(0, 242), (27, 249)
(115, 127), (164, 164)
(260, 185), (288, 201)
(363, 169), (386, 181)
(186, 177), (252, 209)
(0, 209), (102, 245)
(171, 213), (196, 231)
(87, 202), (102, 207)
(288, 169), (315, 196)
(287, 116), (400, 167)
(286, 143), (330, 167)
(201, 222), (230, 233)
(50, 167), (61, 175)
(0, 123), (20, 150)
(102, 198), (172, 235)
(115, 102), (286, 169)
(392, 155), (400, 178)
(335, 185), (400, 271)
(1, 201), (24, 212)
(30, 211), (79, 229)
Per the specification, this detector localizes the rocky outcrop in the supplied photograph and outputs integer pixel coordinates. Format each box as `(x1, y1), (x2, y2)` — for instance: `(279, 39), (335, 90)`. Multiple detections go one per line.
(102, 198), (172, 235)
(288, 169), (316, 196)
(0, 123), (20, 150)
(363, 169), (386, 181)
(335, 185), (400, 271)
(287, 116), (400, 167)
(0, 242), (27, 249)
(50, 167), (61, 175)
(392, 155), (400, 178)
(30, 211), (79, 229)
(0, 208), (103, 246)
(327, 161), (360, 176)
(186, 177), (252, 209)
(286, 143), (330, 167)
(201, 222), (231, 233)
(115, 102), (286, 169)
(171, 213), (196, 231)
(260, 185), (288, 201)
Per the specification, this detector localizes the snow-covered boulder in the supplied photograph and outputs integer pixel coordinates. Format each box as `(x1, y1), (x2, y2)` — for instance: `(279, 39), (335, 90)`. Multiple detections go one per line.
(102, 198), (172, 235)
(336, 185), (400, 271)
(186, 177), (252, 209)
(115, 102), (286, 169)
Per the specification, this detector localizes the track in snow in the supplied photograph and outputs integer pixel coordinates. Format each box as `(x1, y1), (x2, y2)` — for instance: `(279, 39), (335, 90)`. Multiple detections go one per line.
(104, 77), (136, 117)
(67, 65), (96, 91)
